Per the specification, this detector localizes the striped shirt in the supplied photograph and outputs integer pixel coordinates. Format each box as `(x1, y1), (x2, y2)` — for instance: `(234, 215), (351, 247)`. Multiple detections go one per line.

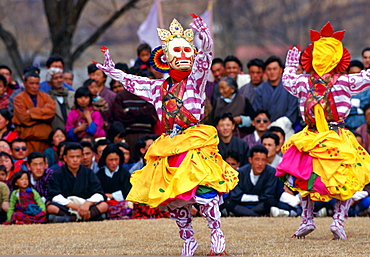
(282, 66), (370, 122)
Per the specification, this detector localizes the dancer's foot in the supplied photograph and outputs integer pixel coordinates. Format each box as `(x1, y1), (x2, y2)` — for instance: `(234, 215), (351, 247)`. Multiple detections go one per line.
(292, 219), (316, 239)
(181, 237), (198, 256)
(210, 228), (226, 255)
(209, 250), (228, 256)
(330, 220), (347, 240)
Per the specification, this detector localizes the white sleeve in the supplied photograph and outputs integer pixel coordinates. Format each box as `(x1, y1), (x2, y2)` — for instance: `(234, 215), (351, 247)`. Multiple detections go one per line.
(52, 194), (72, 206)
(241, 194), (259, 202)
(279, 192), (301, 207)
(86, 193), (105, 203)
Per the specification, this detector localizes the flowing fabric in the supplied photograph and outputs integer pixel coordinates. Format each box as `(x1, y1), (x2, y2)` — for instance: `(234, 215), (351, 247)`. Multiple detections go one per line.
(127, 124), (239, 208)
(276, 105), (370, 201)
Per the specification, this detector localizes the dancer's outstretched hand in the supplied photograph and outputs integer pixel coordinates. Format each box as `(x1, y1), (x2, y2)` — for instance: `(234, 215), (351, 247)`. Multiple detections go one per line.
(189, 13), (212, 52)
(92, 46), (115, 73)
(285, 46), (301, 68)
(190, 13), (208, 40)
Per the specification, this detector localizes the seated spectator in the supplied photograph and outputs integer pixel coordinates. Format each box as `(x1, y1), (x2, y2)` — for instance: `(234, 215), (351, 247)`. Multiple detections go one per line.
(83, 79), (109, 122)
(224, 55), (250, 88)
(116, 142), (135, 171)
(345, 60), (370, 131)
(0, 181), (9, 223)
(252, 56), (298, 128)
(39, 55), (74, 93)
(129, 134), (159, 174)
(0, 65), (20, 97)
(0, 165), (7, 182)
(87, 63), (116, 122)
(224, 150), (241, 171)
(47, 67), (75, 130)
(261, 133), (282, 168)
(267, 126), (286, 155)
(26, 152), (54, 202)
(11, 138), (28, 173)
(133, 43), (151, 72)
(49, 141), (69, 170)
(226, 145), (278, 217)
(96, 144), (132, 219)
(109, 80), (124, 94)
(5, 170), (47, 224)
(0, 139), (12, 155)
(12, 72), (56, 152)
(239, 58), (265, 103)
(62, 70), (73, 87)
(0, 109), (18, 142)
(0, 74), (9, 110)
(242, 110), (271, 149)
(0, 152), (15, 181)
(66, 87), (106, 141)
(106, 121), (126, 143)
(212, 76), (255, 137)
(81, 135), (96, 146)
(271, 182), (302, 217)
(94, 138), (111, 164)
(47, 142), (108, 222)
(355, 103), (370, 153)
(80, 141), (99, 173)
(362, 47), (370, 70)
(215, 113), (249, 167)
(44, 128), (67, 167)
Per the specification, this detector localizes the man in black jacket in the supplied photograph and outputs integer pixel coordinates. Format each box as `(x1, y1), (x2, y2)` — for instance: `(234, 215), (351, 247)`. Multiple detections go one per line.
(227, 145), (279, 216)
(46, 142), (108, 222)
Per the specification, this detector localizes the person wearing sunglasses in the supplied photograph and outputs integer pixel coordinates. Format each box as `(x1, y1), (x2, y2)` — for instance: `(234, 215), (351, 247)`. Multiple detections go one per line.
(242, 110), (271, 149)
(10, 138), (29, 173)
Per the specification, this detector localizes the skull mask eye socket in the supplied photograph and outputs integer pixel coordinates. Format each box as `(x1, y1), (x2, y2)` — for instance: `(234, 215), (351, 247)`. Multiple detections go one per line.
(173, 47), (181, 53)
(184, 47), (192, 53)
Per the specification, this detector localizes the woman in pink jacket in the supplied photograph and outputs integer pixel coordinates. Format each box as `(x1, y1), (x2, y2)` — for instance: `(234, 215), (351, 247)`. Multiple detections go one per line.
(65, 87), (105, 141)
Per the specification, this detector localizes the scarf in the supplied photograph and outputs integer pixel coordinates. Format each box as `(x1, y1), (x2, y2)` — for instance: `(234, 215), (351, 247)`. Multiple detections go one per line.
(169, 69), (191, 82)
(49, 87), (71, 108)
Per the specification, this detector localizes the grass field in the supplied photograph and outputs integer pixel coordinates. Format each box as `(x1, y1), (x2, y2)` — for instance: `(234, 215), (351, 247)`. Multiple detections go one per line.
(1, 217), (369, 256)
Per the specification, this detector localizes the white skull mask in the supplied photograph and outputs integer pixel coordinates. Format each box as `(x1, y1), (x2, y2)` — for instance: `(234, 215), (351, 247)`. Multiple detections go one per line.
(165, 37), (195, 71)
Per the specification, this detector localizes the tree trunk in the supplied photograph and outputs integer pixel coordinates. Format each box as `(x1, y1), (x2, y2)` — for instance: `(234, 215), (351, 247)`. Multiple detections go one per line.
(0, 24), (25, 78)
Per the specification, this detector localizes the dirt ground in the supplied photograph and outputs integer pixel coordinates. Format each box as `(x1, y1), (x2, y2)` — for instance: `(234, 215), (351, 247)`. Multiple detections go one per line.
(0, 217), (369, 256)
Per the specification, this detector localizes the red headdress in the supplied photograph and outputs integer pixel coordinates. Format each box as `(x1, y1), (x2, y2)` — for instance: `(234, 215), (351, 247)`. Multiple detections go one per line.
(301, 22), (350, 76)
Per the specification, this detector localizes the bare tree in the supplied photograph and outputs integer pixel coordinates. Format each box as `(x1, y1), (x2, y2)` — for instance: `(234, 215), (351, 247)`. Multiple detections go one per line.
(0, 0), (140, 77)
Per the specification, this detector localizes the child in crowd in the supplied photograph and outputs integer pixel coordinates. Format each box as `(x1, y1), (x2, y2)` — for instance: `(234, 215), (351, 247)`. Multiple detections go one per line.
(0, 152), (15, 181)
(44, 128), (67, 167)
(83, 79), (109, 114)
(224, 150), (241, 171)
(49, 141), (69, 170)
(5, 170), (47, 224)
(66, 87), (106, 141)
(0, 165), (7, 182)
(133, 43), (151, 71)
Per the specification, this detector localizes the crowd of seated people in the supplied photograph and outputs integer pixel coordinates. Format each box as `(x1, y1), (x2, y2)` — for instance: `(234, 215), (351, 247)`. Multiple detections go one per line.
(0, 44), (369, 225)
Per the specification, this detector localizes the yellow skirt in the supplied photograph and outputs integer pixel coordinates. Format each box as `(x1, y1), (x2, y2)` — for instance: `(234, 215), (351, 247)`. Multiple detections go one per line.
(278, 105), (370, 201)
(126, 124), (239, 208)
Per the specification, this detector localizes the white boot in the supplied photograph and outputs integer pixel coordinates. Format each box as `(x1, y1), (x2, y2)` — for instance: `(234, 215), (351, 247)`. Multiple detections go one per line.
(330, 199), (352, 240)
(292, 196), (316, 238)
(181, 237), (199, 256)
